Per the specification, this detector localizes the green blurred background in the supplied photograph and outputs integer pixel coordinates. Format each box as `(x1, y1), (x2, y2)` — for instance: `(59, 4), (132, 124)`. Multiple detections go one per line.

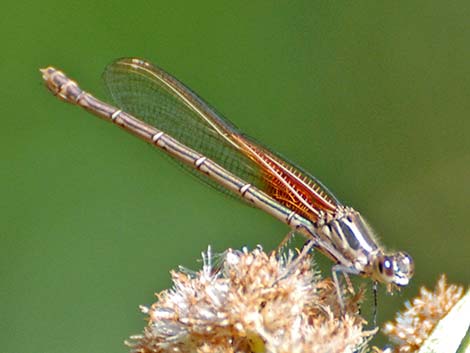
(1, 1), (469, 352)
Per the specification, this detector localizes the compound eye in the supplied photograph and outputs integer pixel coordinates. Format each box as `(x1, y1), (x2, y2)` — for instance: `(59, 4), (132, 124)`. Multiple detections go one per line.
(396, 252), (414, 279)
(379, 256), (395, 278)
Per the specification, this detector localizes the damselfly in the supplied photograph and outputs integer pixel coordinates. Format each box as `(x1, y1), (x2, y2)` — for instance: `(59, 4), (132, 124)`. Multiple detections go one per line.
(41, 58), (413, 304)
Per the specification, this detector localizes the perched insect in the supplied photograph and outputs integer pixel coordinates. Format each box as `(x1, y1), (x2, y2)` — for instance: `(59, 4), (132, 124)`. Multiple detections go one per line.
(41, 58), (414, 308)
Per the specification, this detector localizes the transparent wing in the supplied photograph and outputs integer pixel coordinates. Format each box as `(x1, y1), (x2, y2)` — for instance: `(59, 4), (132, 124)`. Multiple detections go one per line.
(102, 58), (266, 198)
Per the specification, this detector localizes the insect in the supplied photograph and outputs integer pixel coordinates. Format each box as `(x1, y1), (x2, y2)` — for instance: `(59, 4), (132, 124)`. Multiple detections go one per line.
(41, 58), (413, 307)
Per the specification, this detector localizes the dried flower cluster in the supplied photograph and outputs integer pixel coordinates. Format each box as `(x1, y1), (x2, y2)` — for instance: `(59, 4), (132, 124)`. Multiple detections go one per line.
(382, 274), (465, 353)
(127, 246), (375, 353)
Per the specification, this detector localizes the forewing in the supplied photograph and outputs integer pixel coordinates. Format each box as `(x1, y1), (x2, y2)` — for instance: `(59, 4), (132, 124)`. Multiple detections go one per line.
(102, 58), (266, 197)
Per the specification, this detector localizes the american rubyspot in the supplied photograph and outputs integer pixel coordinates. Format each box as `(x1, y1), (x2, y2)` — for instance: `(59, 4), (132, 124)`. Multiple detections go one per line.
(40, 58), (413, 305)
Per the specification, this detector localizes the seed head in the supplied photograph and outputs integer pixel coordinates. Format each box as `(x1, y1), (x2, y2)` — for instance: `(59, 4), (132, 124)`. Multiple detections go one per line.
(127, 246), (375, 353)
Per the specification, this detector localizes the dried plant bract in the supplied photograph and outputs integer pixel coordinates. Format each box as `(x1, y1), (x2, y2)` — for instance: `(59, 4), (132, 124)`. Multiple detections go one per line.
(382, 274), (465, 353)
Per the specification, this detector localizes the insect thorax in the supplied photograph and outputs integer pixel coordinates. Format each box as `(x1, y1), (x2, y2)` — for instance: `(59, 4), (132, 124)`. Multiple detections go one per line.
(314, 206), (380, 275)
